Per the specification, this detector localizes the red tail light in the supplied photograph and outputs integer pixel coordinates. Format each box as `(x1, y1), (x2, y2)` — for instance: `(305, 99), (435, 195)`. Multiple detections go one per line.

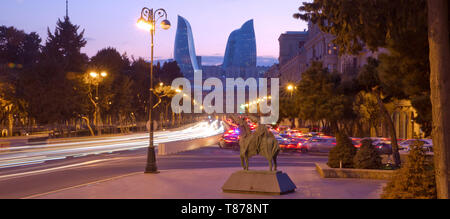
(287, 144), (296, 149)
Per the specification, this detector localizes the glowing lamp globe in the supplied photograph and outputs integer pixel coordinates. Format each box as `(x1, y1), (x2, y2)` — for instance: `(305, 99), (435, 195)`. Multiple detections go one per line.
(160, 19), (171, 30)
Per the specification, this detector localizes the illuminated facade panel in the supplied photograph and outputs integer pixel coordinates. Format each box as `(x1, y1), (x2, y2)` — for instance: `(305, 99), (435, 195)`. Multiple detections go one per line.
(174, 15), (201, 81)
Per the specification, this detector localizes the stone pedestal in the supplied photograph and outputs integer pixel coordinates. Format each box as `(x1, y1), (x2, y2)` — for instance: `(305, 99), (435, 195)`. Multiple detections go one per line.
(222, 170), (297, 195)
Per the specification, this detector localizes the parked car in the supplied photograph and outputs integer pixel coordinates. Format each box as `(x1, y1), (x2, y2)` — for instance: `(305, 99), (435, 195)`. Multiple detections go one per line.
(301, 137), (337, 153)
(399, 139), (433, 152)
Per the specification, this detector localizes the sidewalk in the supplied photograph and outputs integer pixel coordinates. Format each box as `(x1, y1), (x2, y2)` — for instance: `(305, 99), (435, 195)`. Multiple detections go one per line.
(26, 147), (387, 199)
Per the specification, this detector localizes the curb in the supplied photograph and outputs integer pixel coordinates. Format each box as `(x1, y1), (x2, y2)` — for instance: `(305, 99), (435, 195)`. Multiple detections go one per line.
(315, 163), (394, 180)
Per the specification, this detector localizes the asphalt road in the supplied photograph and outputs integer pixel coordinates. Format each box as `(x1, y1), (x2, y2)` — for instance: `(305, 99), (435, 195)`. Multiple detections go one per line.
(0, 120), (329, 199)
(0, 146), (328, 199)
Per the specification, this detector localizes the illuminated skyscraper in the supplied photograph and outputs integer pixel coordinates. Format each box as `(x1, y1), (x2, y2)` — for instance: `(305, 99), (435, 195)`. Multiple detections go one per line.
(222, 19), (257, 78)
(174, 15), (201, 81)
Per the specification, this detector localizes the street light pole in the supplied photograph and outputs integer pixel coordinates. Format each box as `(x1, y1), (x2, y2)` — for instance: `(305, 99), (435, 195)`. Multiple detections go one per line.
(89, 71), (107, 136)
(287, 84), (295, 97)
(95, 83), (101, 136)
(137, 7), (171, 174)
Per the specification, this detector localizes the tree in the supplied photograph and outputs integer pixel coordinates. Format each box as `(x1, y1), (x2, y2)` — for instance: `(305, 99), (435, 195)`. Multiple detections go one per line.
(279, 96), (299, 129)
(109, 75), (134, 133)
(357, 58), (402, 167)
(158, 61), (183, 85)
(44, 17), (87, 74)
(328, 132), (357, 168)
(377, 49), (431, 137)
(427, 0), (450, 199)
(382, 141), (436, 199)
(295, 0), (432, 139)
(353, 92), (381, 137)
(295, 0), (449, 198)
(354, 139), (383, 169)
(0, 26), (41, 136)
(128, 59), (183, 130)
(22, 16), (88, 133)
(86, 47), (130, 134)
(296, 61), (352, 134)
(0, 26), (41, 66)
(129, 58), (151, 128)
(155, 61), (183, 128)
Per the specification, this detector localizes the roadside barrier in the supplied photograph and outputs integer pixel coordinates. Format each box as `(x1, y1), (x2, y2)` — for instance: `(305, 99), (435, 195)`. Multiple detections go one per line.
(158, 134), (221, 156)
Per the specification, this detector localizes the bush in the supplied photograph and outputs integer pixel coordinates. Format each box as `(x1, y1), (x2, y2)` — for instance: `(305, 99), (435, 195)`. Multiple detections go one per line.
(327, 133), (357, 168)
(354, 139), (383, 169)
(381, 140), (436, 199)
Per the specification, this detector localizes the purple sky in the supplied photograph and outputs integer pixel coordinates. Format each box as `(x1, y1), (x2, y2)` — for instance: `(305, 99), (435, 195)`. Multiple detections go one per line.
(0, 0), (309, 61)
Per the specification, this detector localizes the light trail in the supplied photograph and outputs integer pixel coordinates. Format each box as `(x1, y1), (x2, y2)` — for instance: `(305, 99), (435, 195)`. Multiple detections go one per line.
(0, 121), (224, 169)
(0, 159), (119, 180)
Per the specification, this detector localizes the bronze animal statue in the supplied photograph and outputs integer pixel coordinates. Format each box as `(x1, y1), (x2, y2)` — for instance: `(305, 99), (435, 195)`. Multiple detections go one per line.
(232, 116), (280, 171)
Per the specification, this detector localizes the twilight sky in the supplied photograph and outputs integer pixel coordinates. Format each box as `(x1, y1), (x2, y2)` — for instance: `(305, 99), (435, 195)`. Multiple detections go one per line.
(0, 0), (309, 61)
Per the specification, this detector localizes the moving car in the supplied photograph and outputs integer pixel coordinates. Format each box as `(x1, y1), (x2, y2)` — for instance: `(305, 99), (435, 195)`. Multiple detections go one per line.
(301, 137), (337, 153)
(351, 138), (362, 148)
(219, 129), (240, 150)
(374, 142), (393, 155)
(275, 135), (297, 151)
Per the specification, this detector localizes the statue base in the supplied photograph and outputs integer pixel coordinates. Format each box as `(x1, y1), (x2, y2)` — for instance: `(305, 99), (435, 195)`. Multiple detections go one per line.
(222, 170), (297, 195)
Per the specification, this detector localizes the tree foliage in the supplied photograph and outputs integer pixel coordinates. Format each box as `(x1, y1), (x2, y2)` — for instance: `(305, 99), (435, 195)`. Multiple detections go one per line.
(354, 139), (383, 169)
(328, 132), (357, 168)
(44, 16), (88, 73)
(295, 0), (435, 137)
(353, 92), (381, 136)
(296, 62), (352, 132)
(0, 26), (42, 135)
(1, 16), (186, 136)
(382, 141), (437, 199)
(357, 58), (402, 166)
(0, 26), (41, 66)
(19, 17), (89, 125)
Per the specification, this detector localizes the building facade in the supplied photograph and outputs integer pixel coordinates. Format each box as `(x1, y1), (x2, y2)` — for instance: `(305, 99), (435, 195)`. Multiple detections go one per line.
(174, 15), (202, 82)
(222, 19), (257, 78)
(278, 31), (308, 66)
(276, 23), (339, 86)
(374, 100), (424, 139)
(278, 52), (307, 85)
(303, 22), (339, 73)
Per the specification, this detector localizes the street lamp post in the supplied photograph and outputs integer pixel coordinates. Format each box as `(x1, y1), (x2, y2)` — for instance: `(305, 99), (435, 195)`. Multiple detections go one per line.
(137, 6), (171, 174)
(286, 84), (295, 97)
(89, 71), (108, 136)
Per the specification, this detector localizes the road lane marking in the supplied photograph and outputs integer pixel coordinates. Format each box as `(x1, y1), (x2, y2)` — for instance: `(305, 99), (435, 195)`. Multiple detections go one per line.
(0, 158), (118, 180)
(21, 172), (141, 199)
